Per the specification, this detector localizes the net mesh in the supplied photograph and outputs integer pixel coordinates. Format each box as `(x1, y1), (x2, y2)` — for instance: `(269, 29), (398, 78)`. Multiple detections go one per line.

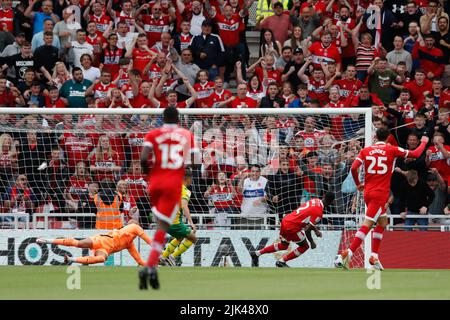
(0, 109), (368, 243)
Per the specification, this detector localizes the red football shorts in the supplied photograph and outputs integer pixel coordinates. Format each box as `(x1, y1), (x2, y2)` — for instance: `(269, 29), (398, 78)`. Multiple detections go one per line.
(148, 180), (182, 224)
(279, 220), (306, 243)
(364, 191), (390, 222)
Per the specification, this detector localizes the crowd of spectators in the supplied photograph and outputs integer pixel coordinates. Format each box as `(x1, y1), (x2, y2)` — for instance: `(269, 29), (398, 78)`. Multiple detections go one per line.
(0, 0), (449, 230)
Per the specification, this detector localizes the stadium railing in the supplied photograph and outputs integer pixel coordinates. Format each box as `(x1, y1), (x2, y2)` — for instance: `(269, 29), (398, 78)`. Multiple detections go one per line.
(1, 212), (446, 231)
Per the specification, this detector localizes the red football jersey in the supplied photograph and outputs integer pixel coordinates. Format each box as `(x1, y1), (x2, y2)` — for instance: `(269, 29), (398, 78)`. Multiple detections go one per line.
(93, 82), (117, 99)
(86, 33), (103, 54)
(296, 129), (326, 151)
(427, 145), (450, 180)
(0, 8), (14, 32)
(334, 78), (363, 98)
(255, 67), (281, 86)
(66, 176), (92, 200)
(282, 198), (324, 229)
(127, 132), (145, 161)
(307, 76), (328, 106)
(356, 142), (410, 193)
(122, 174), (148, 199)
(209, 184), (235, 209)
(143, 125), (197, 188)
(208, 89), (233, 107)
(89, 152), (121, 182)
(132, 48), (157, 74)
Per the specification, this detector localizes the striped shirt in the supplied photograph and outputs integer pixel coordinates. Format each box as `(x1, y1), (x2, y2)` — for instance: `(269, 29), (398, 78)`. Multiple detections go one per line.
(355, 44), (379, 71)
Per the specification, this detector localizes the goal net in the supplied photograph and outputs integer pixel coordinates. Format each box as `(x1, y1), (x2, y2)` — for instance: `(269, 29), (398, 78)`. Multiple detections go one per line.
(0, 107), (372, 268)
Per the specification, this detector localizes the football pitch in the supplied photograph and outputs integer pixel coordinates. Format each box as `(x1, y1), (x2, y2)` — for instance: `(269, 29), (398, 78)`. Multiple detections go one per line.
(0, 266), (449, 300)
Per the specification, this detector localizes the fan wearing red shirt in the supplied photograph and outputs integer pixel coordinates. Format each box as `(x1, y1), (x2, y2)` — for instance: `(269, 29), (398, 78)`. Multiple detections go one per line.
(300, 0), (326, 16)
(204, 172), (236, 213)
(251, 195), (334, 267)
(89, 135), (122, 182)
(402, 69), (433, 105)
(334, 65), (362, 99)
(193, 70), (214, 108)
(132, 81), (155, 108)
(122, 161), (148, 200)
(86, 21), (104, 66)
(207, 76), (234, 108)
(139, 107), (198, 289)
(325, 86), (347, 140)
(395, 89), (418, 127)
(173, 20), (193, 53)
(298, 58), (330, 106)
(100, 34), (125, 79)
(231, 83), (258, 108)
(335, 7), (356, 63)
(336, 128), (429, 270)
(295, 116), (326, 151)
(412, 34), (445, 79)
(59, 133), (95, 169)
(307, 30), (342, 71)
(0, 78), (22, 107)
(125, 33), (158, 75)
(0, 0), (14, 33)
(252, 55), (282, 86)
(426, 133), (450, 182)
(107, 0), (135, 30)
(208, 2), (251, 83)
(85, 1), (112, 36)
(86, 70), (117, 106)
(149, 70), (198, 109)
(136, 3), (173, 47)
(65, 162), (93, 201)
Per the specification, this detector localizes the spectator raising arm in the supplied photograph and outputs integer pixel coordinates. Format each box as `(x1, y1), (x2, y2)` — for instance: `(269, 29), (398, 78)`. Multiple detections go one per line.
(172, 65), (197, 107)
(297, 56), (312, 83)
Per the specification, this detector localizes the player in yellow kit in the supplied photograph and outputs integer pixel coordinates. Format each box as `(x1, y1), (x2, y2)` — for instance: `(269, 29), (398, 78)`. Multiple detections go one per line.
(160, 168), (197, 266)
(36, 220), (152, 265)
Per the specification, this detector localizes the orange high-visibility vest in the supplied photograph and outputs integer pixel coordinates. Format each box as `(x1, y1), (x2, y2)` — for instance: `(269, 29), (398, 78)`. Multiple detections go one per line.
(94, 192), (123, 230)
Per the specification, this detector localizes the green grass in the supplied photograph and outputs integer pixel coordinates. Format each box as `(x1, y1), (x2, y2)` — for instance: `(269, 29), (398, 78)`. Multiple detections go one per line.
(0, 266), (449, 300)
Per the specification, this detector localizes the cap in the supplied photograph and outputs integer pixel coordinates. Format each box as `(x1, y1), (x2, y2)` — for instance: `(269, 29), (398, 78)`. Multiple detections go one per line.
(273, 1), (284, 8)
(293, 47), (303, 54)
(16, 32), (26, 37)
(202, 19), (213, 27)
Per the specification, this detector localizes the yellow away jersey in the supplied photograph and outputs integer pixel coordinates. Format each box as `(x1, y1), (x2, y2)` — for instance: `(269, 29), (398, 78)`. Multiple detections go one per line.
(172, 184), (191, 225)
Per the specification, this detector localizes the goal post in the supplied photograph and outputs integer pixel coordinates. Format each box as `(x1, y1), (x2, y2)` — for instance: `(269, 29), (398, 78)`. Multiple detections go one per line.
(0, 107), (372, 268)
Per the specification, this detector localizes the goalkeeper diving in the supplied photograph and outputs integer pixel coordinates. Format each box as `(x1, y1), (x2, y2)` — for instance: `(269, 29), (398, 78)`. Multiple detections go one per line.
(160, 168), (198, 266)
(251, 192), (334, 267)
(36, 220), (152, 266)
